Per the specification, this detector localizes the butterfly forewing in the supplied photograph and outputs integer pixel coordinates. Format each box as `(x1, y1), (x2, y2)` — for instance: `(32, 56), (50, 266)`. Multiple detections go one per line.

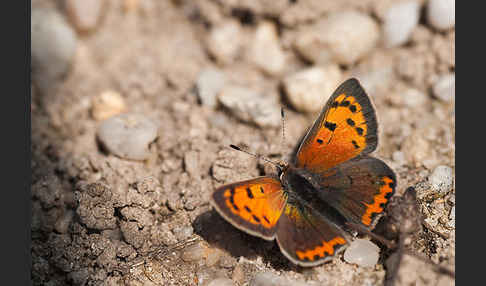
(211, 177), (287, 240)
(295, 78), (378, 173)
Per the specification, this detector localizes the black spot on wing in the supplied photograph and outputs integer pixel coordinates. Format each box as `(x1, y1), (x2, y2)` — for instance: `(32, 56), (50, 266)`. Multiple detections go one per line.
(356, 127), (364, 136)
(349, 105), (357, 113)
(324, 121), (337, 131)
(246, 188), (254, 199)
(340, 100), (350, 107)
(346, 118), (355, 126)
(352, 140), (360, 149)
(252, 215), (261, 223)
(263, 216), (270, 224)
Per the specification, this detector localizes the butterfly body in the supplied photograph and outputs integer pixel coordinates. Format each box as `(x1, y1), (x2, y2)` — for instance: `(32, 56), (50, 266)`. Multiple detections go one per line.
(211, 78), (397, 266)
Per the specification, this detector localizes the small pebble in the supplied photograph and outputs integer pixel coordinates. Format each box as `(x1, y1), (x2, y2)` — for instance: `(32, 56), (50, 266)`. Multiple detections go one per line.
(343, 239), (380, 268)
(392, 150), (406, 166)
(31, 7), (77, 94)
(383, 1), (420, 48)
(428, 165), (454, 194)
(65, 0), (106, 33)
(205, 248), (223, 267)
(206, 20), (243, 65)
(195, 67), (226, 108)
(427, 0), (455, 31)
(401, 88), (427, 108)
(433, 73), (455, 102)
(295, 11), (379, 65)
(218, 85), (280, 128)
(91, 90), (126, 120)
(181, 241), (207, 262)
(172, 225), (194, 244)
(283, 65), (342, 113)
(250, 272), (309, 286)
(208, 278), (235, 286)
(97, 113), (158, 161)
(247, 21), (286, 76)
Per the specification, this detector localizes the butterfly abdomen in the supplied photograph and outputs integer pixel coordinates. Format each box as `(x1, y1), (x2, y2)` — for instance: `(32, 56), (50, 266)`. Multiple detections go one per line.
(282, 168), (348, 229)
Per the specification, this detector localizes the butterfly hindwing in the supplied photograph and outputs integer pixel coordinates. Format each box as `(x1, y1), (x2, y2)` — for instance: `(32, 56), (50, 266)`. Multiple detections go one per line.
(276, 203), (349, 266)
(211, 177), (287, 240)
(295, 78), (378, 173)
(307, 156), (397, 228)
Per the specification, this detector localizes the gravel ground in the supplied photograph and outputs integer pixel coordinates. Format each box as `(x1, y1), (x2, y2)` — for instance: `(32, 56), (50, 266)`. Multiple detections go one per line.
(31, 0), (455, 285)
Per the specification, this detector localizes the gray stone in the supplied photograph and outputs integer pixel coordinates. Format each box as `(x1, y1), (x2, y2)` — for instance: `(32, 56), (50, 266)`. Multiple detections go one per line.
(218, 85), (280, 128)
(97, 113), (158, 161)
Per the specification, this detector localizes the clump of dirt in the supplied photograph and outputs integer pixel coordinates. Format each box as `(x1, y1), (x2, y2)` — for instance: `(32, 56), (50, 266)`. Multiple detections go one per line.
(31, 0), (454, 285)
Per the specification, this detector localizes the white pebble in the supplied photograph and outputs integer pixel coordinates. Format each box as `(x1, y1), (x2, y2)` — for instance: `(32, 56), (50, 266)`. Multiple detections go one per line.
(427, 0), (455, 31)
(250, 272), (309, 286)
(195, 67), (226, 108)
(401, 88), (427, 108)
(31, 7), (77, 93)
(383, 1), (421, 48)
(206, 20), (243, 64)
(97, 113), (158, 161)
(283, 65), (342, 113)
(247, 22), (286, 76)
(433, 73), (455, 102)
(428, 165), (454, 194)
(343, 239), (380, 268)
(295, 11), (379, 65)
(218, 85), (281, 127)
(91, 90), (126, 120)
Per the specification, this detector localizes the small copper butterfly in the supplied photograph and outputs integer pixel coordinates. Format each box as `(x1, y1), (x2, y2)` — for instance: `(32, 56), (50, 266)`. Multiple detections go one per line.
(211, 78), (397, 266)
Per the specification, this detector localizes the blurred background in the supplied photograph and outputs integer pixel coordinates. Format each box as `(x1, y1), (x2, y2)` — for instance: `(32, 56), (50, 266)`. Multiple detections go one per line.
(31, 0), (454, 285)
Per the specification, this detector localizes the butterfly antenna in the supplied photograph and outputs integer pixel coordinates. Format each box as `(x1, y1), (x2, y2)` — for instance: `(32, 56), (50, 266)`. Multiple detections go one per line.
(229, 144), (283, 171)
(280, 107), (286, 152)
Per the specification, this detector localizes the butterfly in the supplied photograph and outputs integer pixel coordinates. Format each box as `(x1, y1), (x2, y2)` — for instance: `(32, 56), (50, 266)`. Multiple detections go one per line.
(211, 78), (397, 266)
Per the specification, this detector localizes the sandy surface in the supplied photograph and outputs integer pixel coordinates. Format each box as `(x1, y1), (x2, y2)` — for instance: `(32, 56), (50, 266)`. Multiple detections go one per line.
(31, 0), (454, 285)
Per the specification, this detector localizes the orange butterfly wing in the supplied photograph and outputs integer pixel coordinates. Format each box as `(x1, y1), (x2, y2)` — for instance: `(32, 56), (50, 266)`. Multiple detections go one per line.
(294, 78), (378, 173)
(211, 177), (287, 240)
